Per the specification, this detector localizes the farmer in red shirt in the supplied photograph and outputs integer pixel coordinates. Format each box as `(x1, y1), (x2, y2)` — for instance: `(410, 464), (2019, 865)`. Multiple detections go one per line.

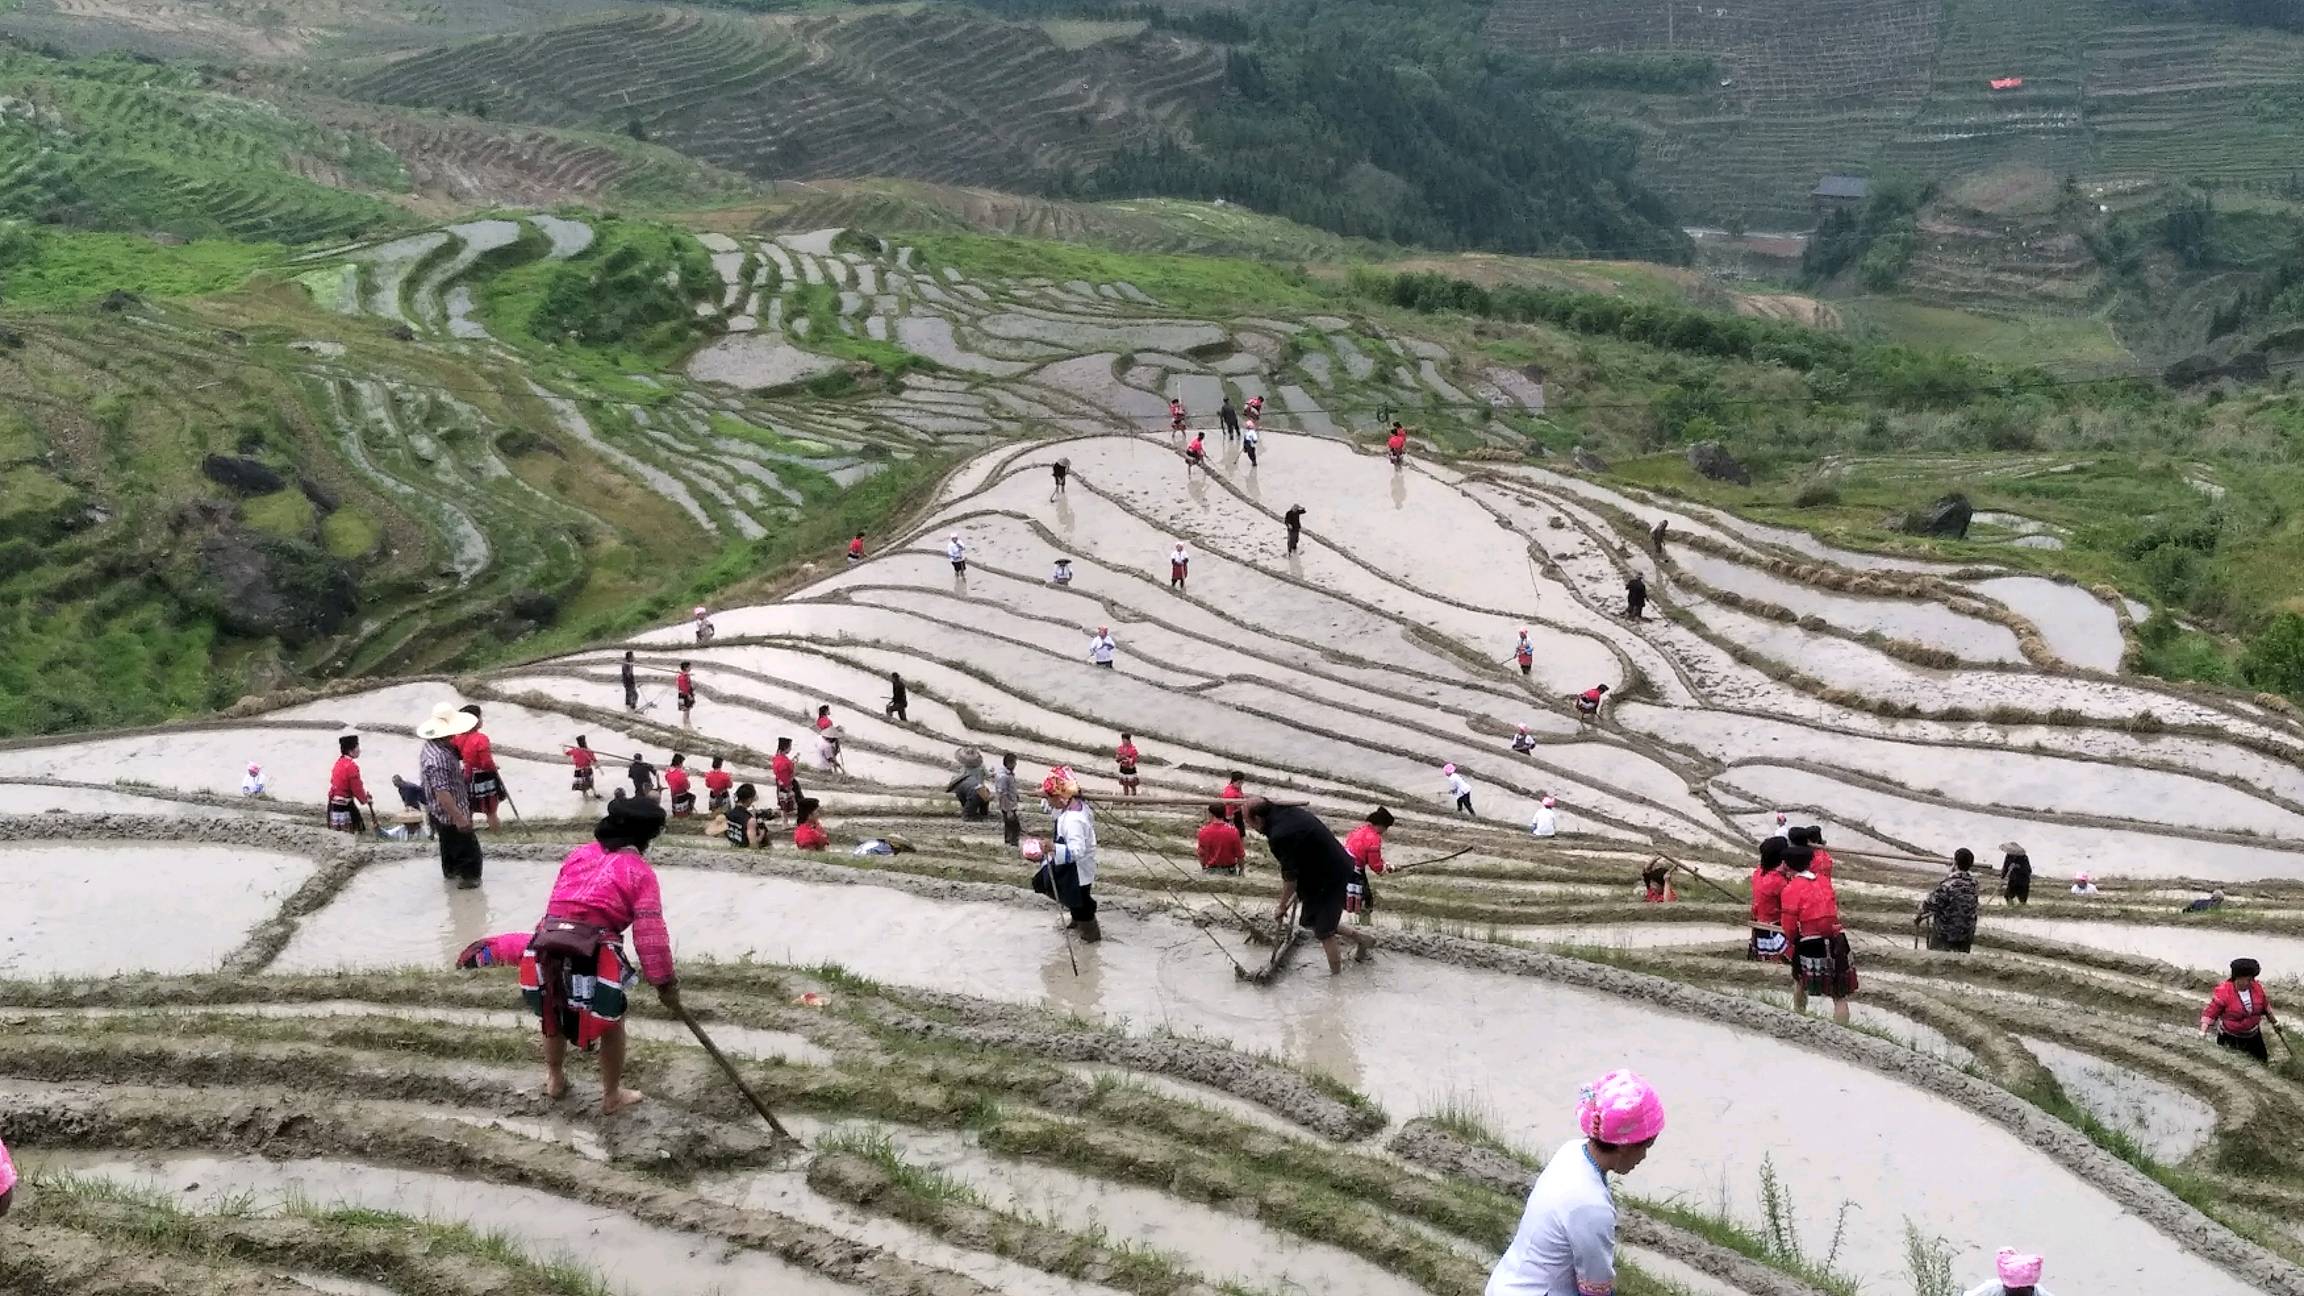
(452, 705), (504, 830)
(704, 755), (734, 815)
(664, 754), (695, 818)
(793, 796), (830, 850)
(327, 734), (374, 834)
(1748, 836), (1789, 962)
(565, 736), (601, 801)
(772, 737), (799, 821)
(1184, 433), (1206, 474)
(1197, 802), (1245, 875)
(1573, 684), (1610, 723)
(675, 663), (696, 724)
(1780, 845), (1856, 1023)
(847, 531), (866, 562)
(1788, 825), (1835, 879)
(2201, 958), (2278, 1062)
(1343, 806), (1391, 921)
(1115, 733), (1141, 797)
(1169, 397), (1186, 434)
(1386, 423), (1408, 466)
(1220, 772), (1247, 832)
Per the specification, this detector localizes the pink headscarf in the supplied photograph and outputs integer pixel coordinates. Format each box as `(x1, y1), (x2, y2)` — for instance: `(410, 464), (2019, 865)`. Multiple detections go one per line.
(0, 1134), (15, 1196)
(1576, 1069), (1665, 1144)
(1996, 1249), (2043, 1288)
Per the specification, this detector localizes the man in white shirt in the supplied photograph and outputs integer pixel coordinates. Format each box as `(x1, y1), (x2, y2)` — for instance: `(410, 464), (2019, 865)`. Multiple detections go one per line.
(1087, 626), (1117, 669)
(1486, 1070), (1665, 1296)
(1531, 796), (1558, 837)
(946, 535), (967, 573)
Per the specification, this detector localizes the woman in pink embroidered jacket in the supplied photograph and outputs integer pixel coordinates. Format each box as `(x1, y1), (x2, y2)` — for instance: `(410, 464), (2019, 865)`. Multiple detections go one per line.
(519, 796), (681, 1114)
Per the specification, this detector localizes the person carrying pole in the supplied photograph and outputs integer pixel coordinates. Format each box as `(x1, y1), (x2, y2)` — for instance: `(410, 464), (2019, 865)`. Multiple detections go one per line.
(520, 795), (681, 1115)
(1248, 797), (1374, 974)
(1511, 629), (1535, 677)
(1781, 844), (1857, 1024)
(2200, 957), (2279, 1062)
(1030, 766), (1100, 942)
(327, 733), (376, 835)
(566, 736), (602, 801)
(627, 751), (659, 803)
(1485, 1070), (1666, 1296)
(1749, 836), (1789, 962)
(664, 753), (695, 818)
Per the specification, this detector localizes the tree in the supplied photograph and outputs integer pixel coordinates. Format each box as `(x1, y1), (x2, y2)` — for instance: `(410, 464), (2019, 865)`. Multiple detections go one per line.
(2241, 611), (2304, 698)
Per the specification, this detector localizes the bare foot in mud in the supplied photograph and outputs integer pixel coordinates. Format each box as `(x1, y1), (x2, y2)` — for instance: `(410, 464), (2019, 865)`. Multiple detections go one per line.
(544, 1077), (571, 1100)
(601, 1088), (648, 1115)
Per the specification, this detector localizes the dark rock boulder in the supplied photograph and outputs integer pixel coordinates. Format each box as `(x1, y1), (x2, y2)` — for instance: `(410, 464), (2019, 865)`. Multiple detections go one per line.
(509, 592), (559, 624)
(1686, 440), (1750, 485)
(297, 474), (340, 515)
(1903, 493), (1973, 539)
(1571, 445), (1610, 474)
(97, 289), (140, 313)
(200, 454), (287, 495)
(194, 529), (357, 644)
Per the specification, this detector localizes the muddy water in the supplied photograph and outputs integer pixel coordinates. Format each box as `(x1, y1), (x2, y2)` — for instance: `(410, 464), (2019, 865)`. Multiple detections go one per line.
(695, 1139), (1124, 1296)
(1973, 577), (2125, 672)
(1671, 549), (2024, 663)
(867, 1125), (1429, 1296)
(1993, 918), (2304, 985)
(42, 1153), (859, 1296)
(2, 843), (316, 978)
(1623, 707), (2304, 841)
(268, 684), (650, 764)
(0, 783), (288, 818)
(1713, 765), (2304, 883)
(274, 864), (2251, 1294)
(2019, 1036), (2216, 1162)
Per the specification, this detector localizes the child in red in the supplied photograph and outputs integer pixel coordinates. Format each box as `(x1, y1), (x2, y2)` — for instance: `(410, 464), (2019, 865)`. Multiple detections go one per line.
(1115, 734), (1141, 797)
(847, 532), (865, 562)
(1169, 398), (1186, 434)
(1386, 424), (1408, 467)
(676, 662), (695, 722)
(1197, 802), (1245, 874)
(1343, 806), (1391, 920)
(665, 754), (695, 817)
(704, 755), (734, 814)
(453, 704), (503, 830)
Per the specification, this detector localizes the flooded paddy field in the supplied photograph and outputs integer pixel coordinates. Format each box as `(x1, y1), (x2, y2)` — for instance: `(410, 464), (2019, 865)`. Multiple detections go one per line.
(6, 433), (2304, 1296)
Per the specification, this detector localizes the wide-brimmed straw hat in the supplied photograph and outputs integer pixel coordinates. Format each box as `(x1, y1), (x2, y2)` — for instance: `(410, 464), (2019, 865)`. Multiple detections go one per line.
(415, 701), (481, 740)
(2000, 841), (2026, 854)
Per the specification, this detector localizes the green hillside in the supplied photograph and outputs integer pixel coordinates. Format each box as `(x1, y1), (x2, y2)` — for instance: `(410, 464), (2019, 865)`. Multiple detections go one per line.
(1483, 0), (2304, 228)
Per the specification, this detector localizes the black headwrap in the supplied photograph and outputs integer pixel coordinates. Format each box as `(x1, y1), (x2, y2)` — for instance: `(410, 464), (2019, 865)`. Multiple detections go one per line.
(595, 795), (668, 852)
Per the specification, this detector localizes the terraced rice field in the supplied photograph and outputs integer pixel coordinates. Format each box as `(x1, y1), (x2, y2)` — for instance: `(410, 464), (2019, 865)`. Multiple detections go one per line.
(1484, 0), (2304, 224)
(9, 383), (2304, 1295)
(337, 7), (1224, 195)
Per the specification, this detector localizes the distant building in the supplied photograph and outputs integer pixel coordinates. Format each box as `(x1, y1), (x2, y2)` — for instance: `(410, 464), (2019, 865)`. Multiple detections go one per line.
(1811, 174), (1869, 221)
